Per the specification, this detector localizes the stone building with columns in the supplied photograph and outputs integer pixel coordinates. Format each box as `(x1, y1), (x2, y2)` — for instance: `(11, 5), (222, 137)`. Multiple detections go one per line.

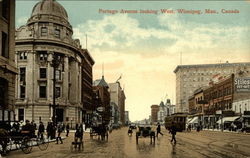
(15, 0), (91, 126)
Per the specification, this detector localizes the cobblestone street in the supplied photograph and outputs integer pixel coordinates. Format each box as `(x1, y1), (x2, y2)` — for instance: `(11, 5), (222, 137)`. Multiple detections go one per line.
(5, 127), (250, 158)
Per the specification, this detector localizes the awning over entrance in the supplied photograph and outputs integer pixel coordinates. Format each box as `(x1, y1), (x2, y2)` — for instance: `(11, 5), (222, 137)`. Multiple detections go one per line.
(216, 116), (239, 124)
(188, 117), (198, 124)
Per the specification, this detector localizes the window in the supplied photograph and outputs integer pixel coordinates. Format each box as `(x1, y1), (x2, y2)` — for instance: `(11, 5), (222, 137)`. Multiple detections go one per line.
(19, 52), (27, 60)
(2, 0), (9, 19)
(40, 68), (47, 79)
(54, 29), (60, 38)
(39, 51), (48, 61)
(0, 78), (8, 108)
(18, 109), (24, 122)
(39, 86), (47, 98)
(56, 70), (61, 80)
(55, 87), (61, 98)
(20, 67), (26, 82)
(41, 27), (47, 36)
(20, 85), (25, 98)
(1, 32), (8, 58)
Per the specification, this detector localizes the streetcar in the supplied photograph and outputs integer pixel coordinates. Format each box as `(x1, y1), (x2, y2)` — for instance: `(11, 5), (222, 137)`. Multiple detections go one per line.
(164, 113), (188, 132)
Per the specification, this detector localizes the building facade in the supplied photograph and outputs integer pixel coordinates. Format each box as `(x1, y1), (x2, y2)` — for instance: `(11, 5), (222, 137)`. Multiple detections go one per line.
(110, 101), (120, 128)
(81, 49), (94, 127)
(109, 82), (126, 126)
(15, 0), (90, 126)
(93, 76), (111, 125)
(0, 0), (17, 122)
(174, 62), (250, 113)
(188, 70), (250, 129)
(151, 104), (159, 124)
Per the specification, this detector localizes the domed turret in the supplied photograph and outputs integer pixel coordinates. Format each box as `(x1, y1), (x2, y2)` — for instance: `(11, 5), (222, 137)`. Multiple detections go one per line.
(27, 0), (71, 28)
(31, 0), (68, 20)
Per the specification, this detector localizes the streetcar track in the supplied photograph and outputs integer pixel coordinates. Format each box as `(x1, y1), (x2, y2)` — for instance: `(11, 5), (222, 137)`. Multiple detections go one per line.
(179, 133), (250, 158)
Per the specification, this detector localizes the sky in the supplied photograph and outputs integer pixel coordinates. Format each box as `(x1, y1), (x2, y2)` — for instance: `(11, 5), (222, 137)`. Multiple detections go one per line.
(16, 0), (250, 122)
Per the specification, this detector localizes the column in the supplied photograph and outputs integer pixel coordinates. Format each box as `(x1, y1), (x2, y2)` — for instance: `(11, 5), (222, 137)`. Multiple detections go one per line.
(63, 55), (69, 102)
(47, 52), (54, 103)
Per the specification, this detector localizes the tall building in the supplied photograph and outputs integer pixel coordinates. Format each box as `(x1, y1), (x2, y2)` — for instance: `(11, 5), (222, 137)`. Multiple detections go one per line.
(109, 82), (126, 126)
(15, 0), (92, 126)
(0, 0), (17, 121)
(151, 104), (159, 124)
(81, 49), (95, 127)
(174, 62), (250, 113)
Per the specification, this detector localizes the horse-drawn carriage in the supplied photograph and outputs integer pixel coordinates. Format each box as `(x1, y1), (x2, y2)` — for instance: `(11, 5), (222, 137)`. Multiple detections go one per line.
(136, 125), (155, 144)
(90, 124), (108, 141)
(0, 122), (49, 155)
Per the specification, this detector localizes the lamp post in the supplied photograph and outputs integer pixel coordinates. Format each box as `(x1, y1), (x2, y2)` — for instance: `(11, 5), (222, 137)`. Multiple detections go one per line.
(50, 54), (62, 138)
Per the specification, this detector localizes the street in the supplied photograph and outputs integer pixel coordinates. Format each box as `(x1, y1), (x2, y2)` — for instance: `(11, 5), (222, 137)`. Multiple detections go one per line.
(6, 127), (250, 158)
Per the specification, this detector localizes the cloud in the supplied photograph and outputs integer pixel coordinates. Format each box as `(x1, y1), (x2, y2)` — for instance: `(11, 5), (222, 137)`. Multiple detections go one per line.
(73, 13), (250, 121)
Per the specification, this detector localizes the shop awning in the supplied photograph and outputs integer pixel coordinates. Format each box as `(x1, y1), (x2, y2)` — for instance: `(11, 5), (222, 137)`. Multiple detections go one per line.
(188, 117), (198, 124)
(216, 116), (239, 124)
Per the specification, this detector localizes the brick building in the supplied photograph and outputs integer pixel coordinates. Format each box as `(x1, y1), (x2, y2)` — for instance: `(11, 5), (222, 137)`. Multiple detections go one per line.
(151, 104), (159, 124)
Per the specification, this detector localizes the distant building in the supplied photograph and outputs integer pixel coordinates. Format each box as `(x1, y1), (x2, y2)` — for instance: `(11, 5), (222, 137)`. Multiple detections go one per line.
(157, 101), (167, 124)
(165, 99), (175, 116)
(174, 62), (250, 113)
(0, 0), (17, 121)
(93, 76), (110, 125)
(151, 105), (159, 124)
(109, 82), (126, 126)
(125, 111), (129, 125)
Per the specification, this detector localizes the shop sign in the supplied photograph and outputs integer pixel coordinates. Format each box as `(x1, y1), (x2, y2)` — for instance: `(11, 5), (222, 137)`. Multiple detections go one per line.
(235, 78), (250, 92)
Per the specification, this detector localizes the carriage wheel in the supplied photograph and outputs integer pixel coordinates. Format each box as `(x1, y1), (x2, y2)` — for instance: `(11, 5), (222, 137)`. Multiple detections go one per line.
(21, 137), (33, 154)
(37, 138), (49, 151)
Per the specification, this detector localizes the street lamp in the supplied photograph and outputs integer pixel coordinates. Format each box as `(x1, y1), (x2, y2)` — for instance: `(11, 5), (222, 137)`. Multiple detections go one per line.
(50, 53), (63, 138)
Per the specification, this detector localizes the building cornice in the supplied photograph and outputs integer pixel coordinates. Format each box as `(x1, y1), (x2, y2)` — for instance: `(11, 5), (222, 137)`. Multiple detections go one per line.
(15, 38), (83, 57)
(174, 62), (250, 73)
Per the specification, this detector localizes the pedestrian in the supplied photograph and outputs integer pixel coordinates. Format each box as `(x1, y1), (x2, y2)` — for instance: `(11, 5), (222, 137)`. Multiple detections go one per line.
(38, 122), (45, 140)
(187, 124), (191, 132)
(22, 120), (35, 137)
(56, 123), (63, 144)
(66, 123), (70, 137)
(46, 122), (52, 140)
(169, 122), (177, 144)
(75, 123), (84, 143)
(156, 122), (163, 137)
(196, 125), (200, 132)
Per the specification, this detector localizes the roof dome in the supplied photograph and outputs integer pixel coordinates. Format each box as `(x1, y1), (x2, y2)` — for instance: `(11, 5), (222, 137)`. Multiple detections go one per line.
(31, 0), (68, 21)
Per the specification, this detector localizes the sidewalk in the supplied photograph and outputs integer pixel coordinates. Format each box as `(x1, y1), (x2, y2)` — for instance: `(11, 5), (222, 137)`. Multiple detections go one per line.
(202, 128), (250, 135)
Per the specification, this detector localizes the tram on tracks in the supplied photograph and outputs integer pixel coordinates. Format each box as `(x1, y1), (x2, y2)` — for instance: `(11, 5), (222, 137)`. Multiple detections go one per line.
(164, 113), (188, 132)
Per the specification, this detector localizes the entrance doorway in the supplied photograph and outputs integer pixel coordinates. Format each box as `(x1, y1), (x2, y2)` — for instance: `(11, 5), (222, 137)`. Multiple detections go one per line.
(56, 108), (64, 123)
